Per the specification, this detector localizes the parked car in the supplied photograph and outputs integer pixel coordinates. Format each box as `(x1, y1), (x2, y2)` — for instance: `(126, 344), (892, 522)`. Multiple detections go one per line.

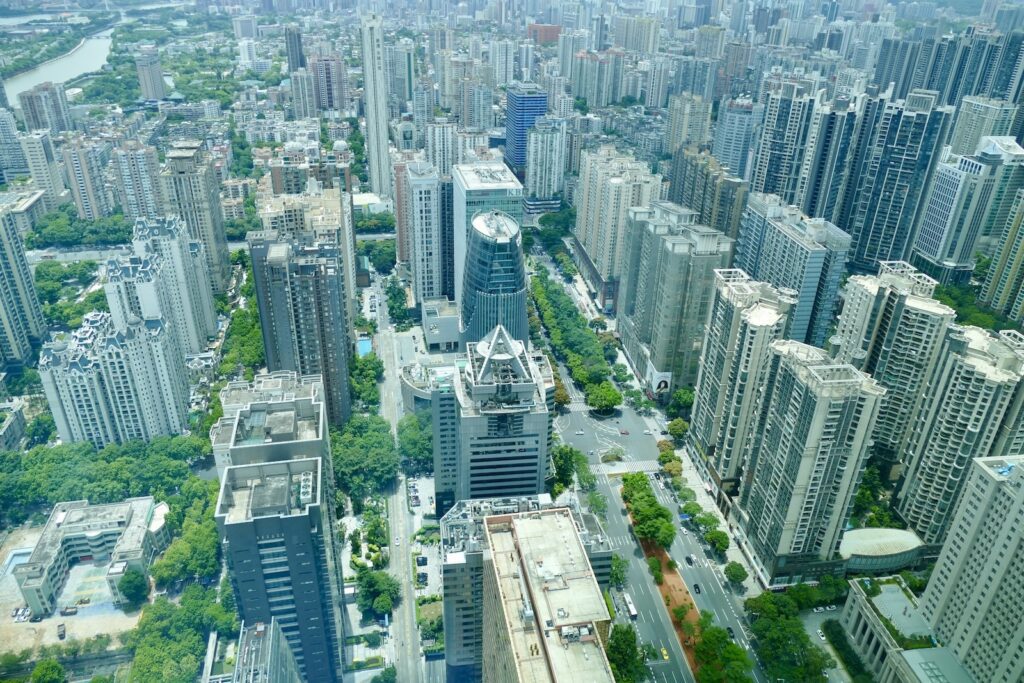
(416, 556), (428, 566)
(57, 624), (66, 640)
(817, 629), (826, 641)
(813, 606), (825, 613)
(825, 604), (838, 611)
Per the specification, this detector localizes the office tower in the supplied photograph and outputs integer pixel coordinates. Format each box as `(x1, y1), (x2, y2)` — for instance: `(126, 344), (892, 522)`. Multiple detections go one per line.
(504, 83), (547, 175)
(618, 202), (733, 394)
(105, 216), (216, 356)
(830, 263), (954, 464)
(982, 190), (1024, 320)
(290, 68), (317, 119)
(912, 137), (1024, 283)
(570, 49), (624, 108)
(161, 141), (230, 294)
(62, 138), (112, 221)
(40, 312), (189, 448)
(216, 455), (344, 682)
(489, 39), (515, 86)
(18, 82), (71, 134)
(360, 14), (393, 199)
(233, 619), (302, 683)
(20, 131), (65, 211)
(0, 210), (44, 369)
(406, 162), (442, 304)
(737, 341), (884, 586)
(557, 30), (589, 78)
(309, 56), (348, 114)
(839, 89), (953, 274)
(668, 147), (748, 239)
(249, 236), (351, 427)
(750, 79), (820, 205)
(112, 142), (163, 221)
(689, 270), (793, 497)
(712, 97), (759, 180)
(238, 39), (257, 68)
(441, 496), (612, 682)
(134, 49), (165, 101)
(0, 108), (26, 182)
(433, 324), (553, 512)
(573, 146), (661, 312)
(795, 96), (860, 221)
(735, 194), (850, 347)
(482, 508), (613, 682)
(284, 26), (306, 72)
(452, 162), (523, 309)
(232, 15), (257, 39)
(387, 39), (415, 109)
(920, 456), (1024, 683)
(948, 96), (1017, 156)
(460, 212), (529, 345)
(665, 93), (711, 154)
(524, 116), (567, 212)
(895, 327), (1024, 546)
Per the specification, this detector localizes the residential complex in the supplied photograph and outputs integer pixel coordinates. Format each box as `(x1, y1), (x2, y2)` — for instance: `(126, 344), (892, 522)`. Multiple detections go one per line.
(0, 209), (45, 369)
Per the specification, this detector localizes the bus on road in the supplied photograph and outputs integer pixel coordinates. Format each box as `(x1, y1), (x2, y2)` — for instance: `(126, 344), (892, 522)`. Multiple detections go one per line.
(623, 592), (638, 619)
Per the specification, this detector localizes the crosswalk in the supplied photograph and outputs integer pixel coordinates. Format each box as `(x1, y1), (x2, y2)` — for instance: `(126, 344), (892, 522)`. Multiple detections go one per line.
(598, 460), (662, 475)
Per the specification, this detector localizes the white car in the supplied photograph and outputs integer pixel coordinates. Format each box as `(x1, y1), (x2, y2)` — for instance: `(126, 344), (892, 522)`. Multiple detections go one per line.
(575, 430), (585, 435)
(817, 629), (826, 641)
(813, 606), (825, 613)
(643, 429), (652, 435)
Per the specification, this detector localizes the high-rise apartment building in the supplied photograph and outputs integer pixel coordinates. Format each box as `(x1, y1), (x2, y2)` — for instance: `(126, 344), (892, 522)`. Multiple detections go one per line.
(406, 162), (442, 304)
(290, 68), (317, 119)
(665, 93), (711, 154)
(0, 210), (45, 369)
(0, 108), (26, 182)
(712, 97), (760, 179)
(62, 138), (113, 221)
(441, 496), (612, 682)
(309, 55), (348, 114)
(460, 212), (529, 345)
(948, 96), (1017, 156)
(668, 146), (748, 239)
(737, 341), (884, 586)
(134, 49), (166, 101)
(570, 49), (624, 108)
(161, 141), (230, 293)
(20, 130), (66, 211)
(573, 146), (661, 312)
(689, 270), (793, 498)
(433, 325), (553, 513)
(895, 327), (1024, 546)
(489, 39), (516, 86)
(557, 30), (589, 79)
(40, 312), (189, 448)
(113, 142), (163, 221)
(105, 216), (216, 356)
(911, 137), (1024, 283)
(504, 83), (547, 175)
(750, 79), (820, 205)
(982, 189), (1024, 320)
(360, 14), (393, 198)
(735, 193), (850, 347)
(829, 262), (955, 463)
(249, 233), (352, 427)
(795, 95), (860, 221)
(618, 202), (733, 394)
(920, 456), (1024, 683)
(18, 82), (71, 134)
(524, 116), (567, 213)
(284, 26), (306, 73)
(452, 162), (523, 309)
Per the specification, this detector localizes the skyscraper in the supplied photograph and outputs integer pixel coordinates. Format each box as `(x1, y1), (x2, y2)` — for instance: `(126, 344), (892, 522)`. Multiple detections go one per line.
(249, 236), (352, 427)
(689, 270), (793, 498)
(0, 210), (45, 369)
(947, 96), (1017, 156)
(290, 68), (317, 119)
(40, 312), (189, 448)
(0, 108), (26, 183)
(452, 162), (523, 309)
(460, 212), (529, 346)
(735, 194), (850, 347)
(524, 116), (567, 213)
(665, 92), (712, 154)
(920, 456), (1024, 683)
(737, 341), (884, 586)
(360, 14), (393, 198)
(794, 95), (860, 221)
(161, 141), (230, 294)
(895, 327), (1024, 546)
(113, 142), (163, 221)
(309, 55), (348, 114)
(18, 82), (71, 134)
(573, 146), (661, 312)
(20, 130), (66, 211)
(406, 162), (442, 304)
(618, 202), (733, 394)
(134, 49), (166, 101)
(668, 146), (748, 239)
(981, 190), (1024, 320)
(284, 26), (306, 73)
(504, 83), (547, 175)
(232, 619), (303, 683)
(750, 79), (820, 205)
(62, 138), (113, 221)
(489, 39), (516, 86)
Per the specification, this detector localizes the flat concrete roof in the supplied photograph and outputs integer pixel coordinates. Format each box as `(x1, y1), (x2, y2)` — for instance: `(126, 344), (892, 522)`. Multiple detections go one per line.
(900, 647), (976, 683)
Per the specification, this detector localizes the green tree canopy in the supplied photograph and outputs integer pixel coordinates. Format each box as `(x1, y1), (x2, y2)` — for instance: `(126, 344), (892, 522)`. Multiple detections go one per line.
(606, 624), (647, 683)
(724, 562), (749, 585)
(118, 568), (150, 609)
(586, 381), (623, 413)
(30, 659), (66, 683)
(397, 411), (433, 475)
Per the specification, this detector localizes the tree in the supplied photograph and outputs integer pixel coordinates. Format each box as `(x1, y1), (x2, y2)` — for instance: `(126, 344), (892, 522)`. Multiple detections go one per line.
(25, 413), (56, 447)
(550, 444), (577, 495)
(332, 416), (400, 504)
(586, 490), (608, 518)
(371, 667), (398, 683)
(672, 603), (691, 624)
(373, 593), (394, 615)
(609, 553), (628, 588)
(667, 387), (694, 419)
(350, 352), (385, 409)
(744, 591), (835, 681)
(705, 528), (730, 554)
(585, 381), (622, 413)
(693, 619), (753, 683)
(397, 411), (433, 475)
(589, 317), (608, 331)
(656, 439), (675, 454)
(724, 562), (748, 586)
(606, 624), (647, 683)
(682, 501), (703, 518)
(30, 660), (66, 683)
(694, 512), (720, 532)
(553, 383), (571, 409)
(667, 418), (689, 442)
(118, 568), (150, 609)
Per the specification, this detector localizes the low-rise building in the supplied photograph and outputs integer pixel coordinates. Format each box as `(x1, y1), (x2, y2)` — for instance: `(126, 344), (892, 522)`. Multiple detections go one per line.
(0, 397), (26, 450)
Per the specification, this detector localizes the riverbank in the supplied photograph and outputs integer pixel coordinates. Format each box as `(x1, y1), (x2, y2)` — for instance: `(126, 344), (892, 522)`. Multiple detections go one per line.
(0, 13), (116, 82)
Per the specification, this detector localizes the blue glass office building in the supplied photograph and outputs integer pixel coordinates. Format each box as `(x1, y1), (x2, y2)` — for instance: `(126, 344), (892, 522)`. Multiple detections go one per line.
(504, 84), (548, 175)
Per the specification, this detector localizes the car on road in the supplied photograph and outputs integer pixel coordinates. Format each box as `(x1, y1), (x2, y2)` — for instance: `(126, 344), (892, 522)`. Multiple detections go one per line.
(682, 528), (688, 536)
(575, 430), (585, 435)
(661, 647), (669, 660)
(619, 429), (630, 435)
(685, 555), (694, 566)
(660, 430), (669, 435)
(395, 539), (401, 547)
(727, 627), (735, 639)
(817, 629), (826, 641)
(693, 583), (701, 594)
